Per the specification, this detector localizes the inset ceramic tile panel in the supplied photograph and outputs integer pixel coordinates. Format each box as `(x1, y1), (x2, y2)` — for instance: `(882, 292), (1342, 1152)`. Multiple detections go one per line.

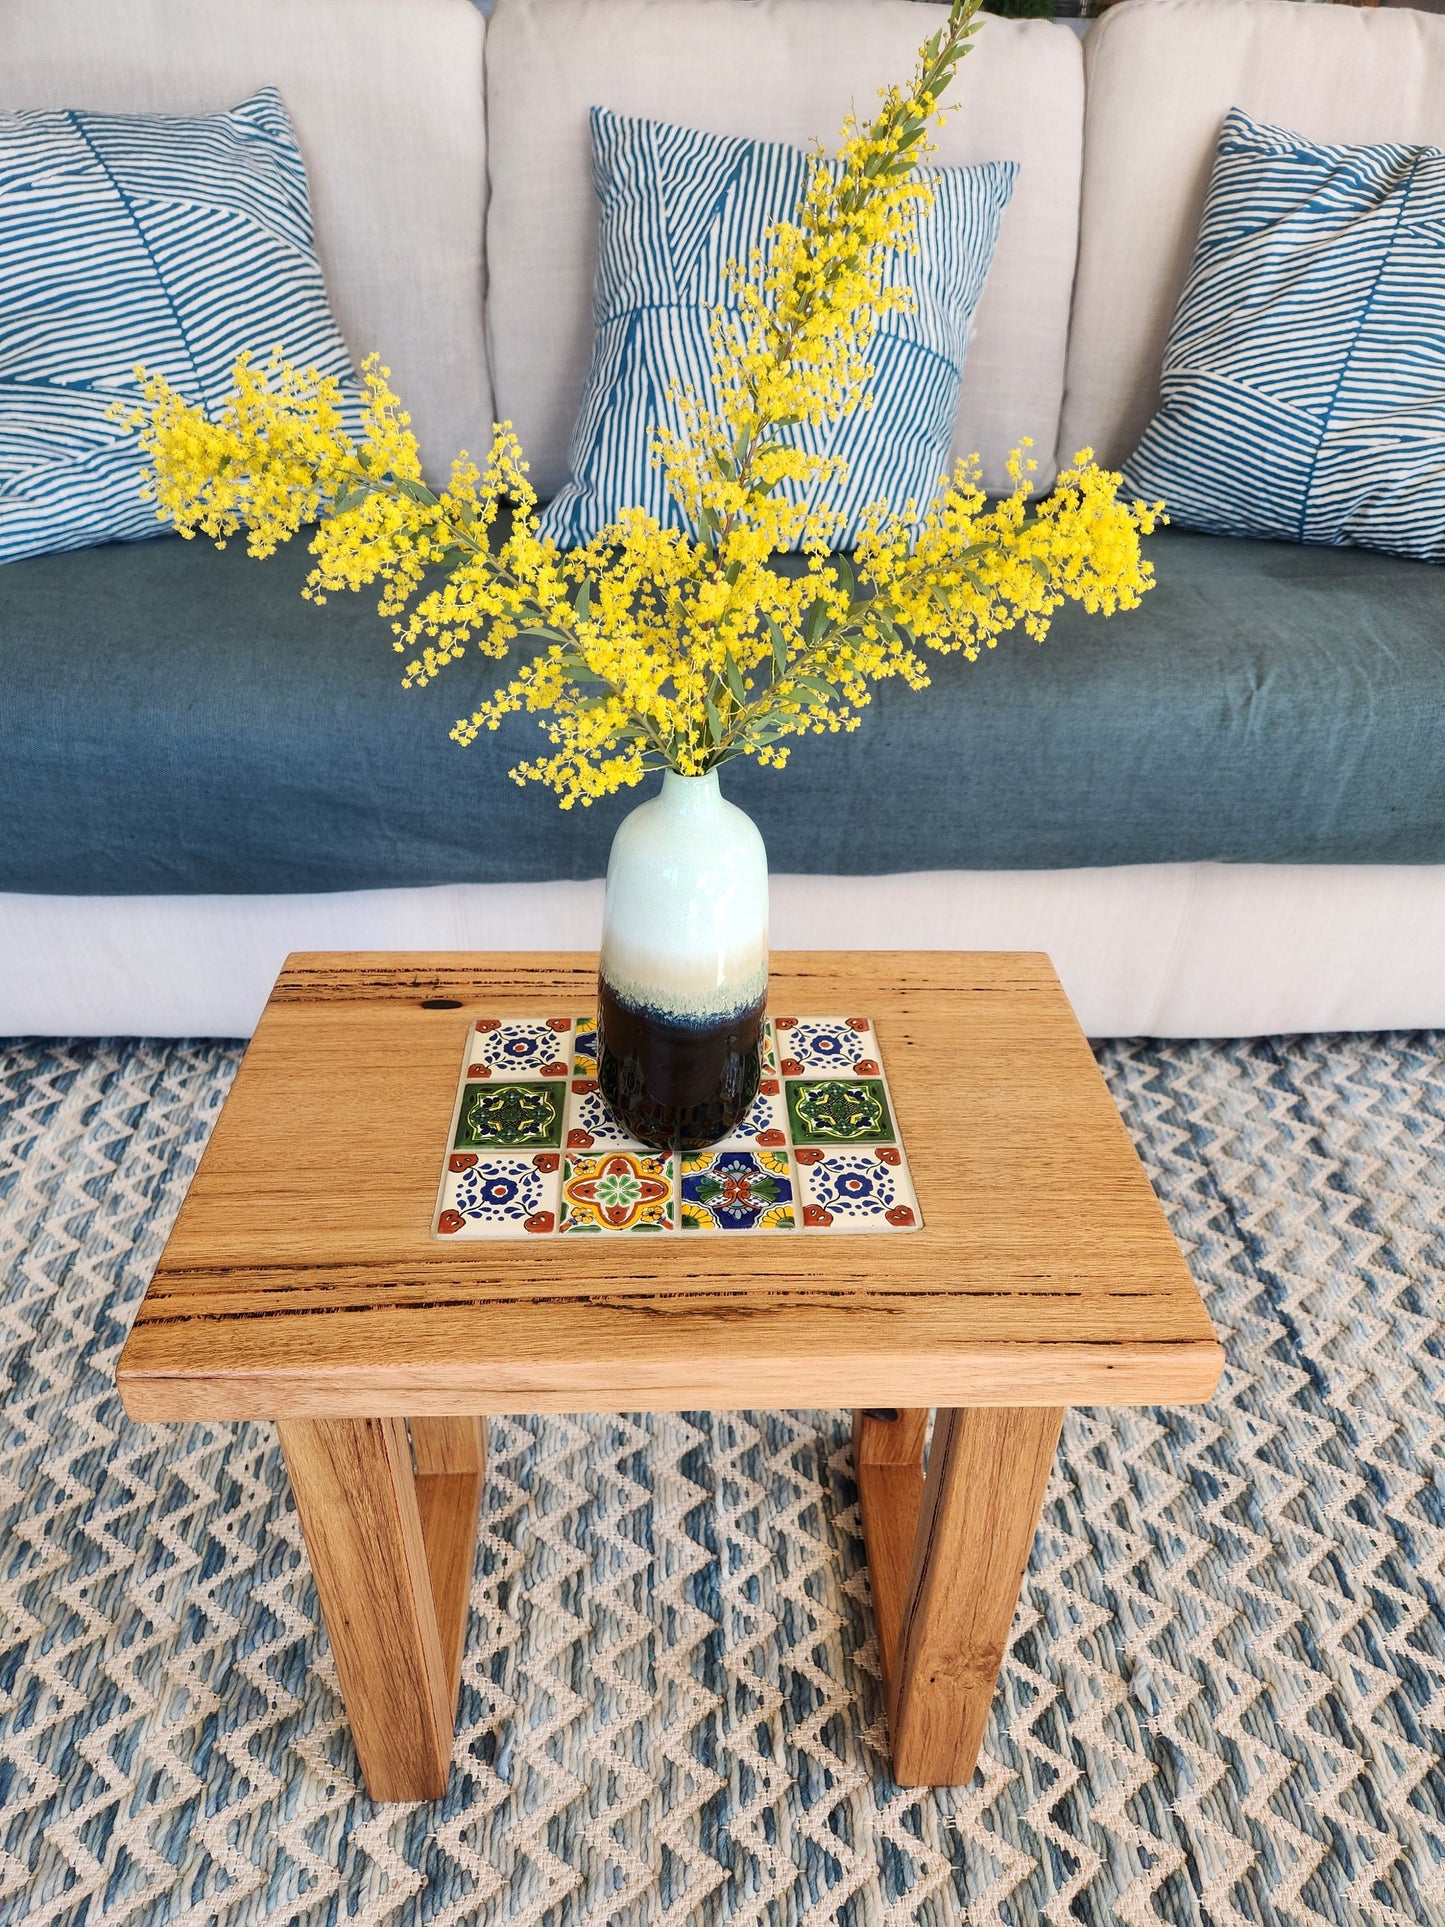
(464, 1016), (573, 1080)
(680, 1148), (796, 1232)
(560, 1150), (675, 1234)
(709, 1077), (789, 1153)
(564, 1081), (651, 1154)
(454, 1082), (566, 1152)
(794, 1146), (920, 1233)
(434, 1015), (921, 1238)
(785, 1078), (895, 1147)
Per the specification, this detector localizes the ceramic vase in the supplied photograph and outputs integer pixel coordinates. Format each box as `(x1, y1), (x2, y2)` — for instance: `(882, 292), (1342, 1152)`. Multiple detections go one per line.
(597, 769), (768, 1151)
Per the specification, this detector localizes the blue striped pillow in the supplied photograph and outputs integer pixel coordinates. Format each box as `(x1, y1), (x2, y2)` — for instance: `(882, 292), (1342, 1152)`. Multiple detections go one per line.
(537, 108), (1016, 552)
(1123, 109), (1445, 562)
(0, 88), (362, 565)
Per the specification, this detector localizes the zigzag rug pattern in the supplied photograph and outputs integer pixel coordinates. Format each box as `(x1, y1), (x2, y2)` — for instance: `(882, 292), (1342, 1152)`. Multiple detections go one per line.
(2, 1034), (1443, 1925)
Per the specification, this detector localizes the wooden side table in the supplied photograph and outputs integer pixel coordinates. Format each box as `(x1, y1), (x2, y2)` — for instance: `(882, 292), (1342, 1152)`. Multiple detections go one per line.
(117, 952), (1222, 1801)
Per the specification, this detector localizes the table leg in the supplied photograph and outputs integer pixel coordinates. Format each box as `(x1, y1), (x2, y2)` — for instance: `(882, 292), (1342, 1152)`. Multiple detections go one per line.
(852, 1407), (928, 1707)
(854, 1404), (1064, 1787)
(410, 1417), (488, 1706)
(278, 1415), (485, 1802)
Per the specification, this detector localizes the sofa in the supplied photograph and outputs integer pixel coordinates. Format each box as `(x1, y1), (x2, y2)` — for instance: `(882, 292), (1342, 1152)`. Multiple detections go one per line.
(3, 0), (1444, 1038)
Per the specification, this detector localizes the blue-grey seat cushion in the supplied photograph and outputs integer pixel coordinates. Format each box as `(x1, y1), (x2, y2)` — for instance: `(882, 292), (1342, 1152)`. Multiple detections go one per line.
(2, 527), (1442, 894)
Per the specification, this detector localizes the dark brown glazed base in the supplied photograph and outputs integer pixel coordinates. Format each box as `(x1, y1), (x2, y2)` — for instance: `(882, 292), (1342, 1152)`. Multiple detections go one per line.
(597, 976), (764, 1152)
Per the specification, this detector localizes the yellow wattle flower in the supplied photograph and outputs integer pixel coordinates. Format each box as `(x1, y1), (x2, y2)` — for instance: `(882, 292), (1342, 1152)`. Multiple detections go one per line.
(127, 0), (1163, 811)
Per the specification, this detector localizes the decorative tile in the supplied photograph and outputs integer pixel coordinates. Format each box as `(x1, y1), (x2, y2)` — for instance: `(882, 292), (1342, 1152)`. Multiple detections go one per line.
(772, 1016), (876, 1078)
(454, 1080), (566, 1151)
(560, 1150), (675, 1233)
(785, 1077), (895, 1146)
(793, 1146), (920, 1231)
(680, 1148), (795, 1232)
(436, 1150), (561, 1237)
(435, 1014), (919, 1237)
(709, 1074), (789, 1152)
(464, 1018), (571, 1081)
(572, 1015), (599, 1079)
(564, 1078), (650, 1153)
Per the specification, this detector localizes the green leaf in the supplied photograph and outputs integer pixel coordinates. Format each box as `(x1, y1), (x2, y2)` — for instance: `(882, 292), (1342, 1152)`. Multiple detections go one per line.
(767, 617), (790, 681)
(331, 484), (371, 516)
(723, 652), (746, 707)
(573, 578), (592, 621)
(394, 477), (439, 507)
(803, 599), (829, 645)
(705, 693), (723, 744)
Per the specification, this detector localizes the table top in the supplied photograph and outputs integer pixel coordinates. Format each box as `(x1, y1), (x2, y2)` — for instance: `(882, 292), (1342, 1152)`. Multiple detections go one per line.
(116, 952), (1223, 1421)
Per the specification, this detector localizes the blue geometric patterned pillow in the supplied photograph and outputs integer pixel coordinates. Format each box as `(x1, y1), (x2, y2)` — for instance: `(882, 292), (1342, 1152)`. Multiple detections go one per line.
(538, 107), (1017, 551)
(1123, 109), (1445, 561)
(0, 88), (363, 565)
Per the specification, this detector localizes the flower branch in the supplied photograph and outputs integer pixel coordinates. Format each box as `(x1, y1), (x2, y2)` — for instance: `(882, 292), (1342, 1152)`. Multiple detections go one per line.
(129, 0), (1161, 809)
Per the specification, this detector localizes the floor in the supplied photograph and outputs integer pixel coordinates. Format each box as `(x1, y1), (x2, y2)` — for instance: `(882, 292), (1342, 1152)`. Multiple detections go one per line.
(2, 1032), (1443, 1925)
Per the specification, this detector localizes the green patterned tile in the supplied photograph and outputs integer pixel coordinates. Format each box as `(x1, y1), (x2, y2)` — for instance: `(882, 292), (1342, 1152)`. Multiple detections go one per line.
(784, 1077), (894, 1146)
(454, 1079), (565, 1151)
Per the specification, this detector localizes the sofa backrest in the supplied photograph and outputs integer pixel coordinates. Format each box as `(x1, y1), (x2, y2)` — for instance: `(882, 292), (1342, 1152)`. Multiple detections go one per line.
(485, 0), (1084, 498)
(0, 0), (491, 478)
(1062, 0), (1445, 472)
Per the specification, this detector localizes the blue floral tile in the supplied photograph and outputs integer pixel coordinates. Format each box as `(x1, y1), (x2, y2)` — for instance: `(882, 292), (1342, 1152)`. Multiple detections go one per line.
(465, 1018), (572, 1082)
(572, 1015), (599, 1078)
(435, 1150), (561, 1238)
(680, 1148), (795, 1231)
(564, 1078), (650, 1152)
(772, 1016), (878, 1079)
(794, 1146), (920, 1232)
(709, 1074), (790, 1153)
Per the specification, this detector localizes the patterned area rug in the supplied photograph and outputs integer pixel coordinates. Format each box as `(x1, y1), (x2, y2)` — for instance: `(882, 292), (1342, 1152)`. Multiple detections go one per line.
(3, 1035), (1444, 1927)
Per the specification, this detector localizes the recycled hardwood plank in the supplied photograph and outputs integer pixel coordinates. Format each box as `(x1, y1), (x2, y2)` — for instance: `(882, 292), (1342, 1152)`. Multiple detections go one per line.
(277, 1416), (455, 1802)
(853, 1407), (929, 1468)
(411, 1414), (487, 1479)
(117, 952), (1223, 1421)
(887, 1405), (1065, 1786)
(411, 1417), (486, 1701)
(853, 1409), (928, 1708)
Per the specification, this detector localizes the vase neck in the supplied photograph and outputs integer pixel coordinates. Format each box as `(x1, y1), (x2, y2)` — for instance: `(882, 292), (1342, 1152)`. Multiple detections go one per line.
(660, 767), (722, 813)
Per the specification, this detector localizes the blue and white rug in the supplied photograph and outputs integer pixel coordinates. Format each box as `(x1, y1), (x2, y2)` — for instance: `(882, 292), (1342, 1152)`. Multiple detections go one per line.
(2, 1035), (1443, 1925)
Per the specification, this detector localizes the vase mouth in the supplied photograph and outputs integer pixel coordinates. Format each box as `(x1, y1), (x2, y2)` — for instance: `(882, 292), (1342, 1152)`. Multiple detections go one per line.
(660, 766), (721, 802)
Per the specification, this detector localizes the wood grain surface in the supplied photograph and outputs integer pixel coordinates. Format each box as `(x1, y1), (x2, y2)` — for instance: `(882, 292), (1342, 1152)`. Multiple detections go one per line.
(888, 1405), (1066, 1786)
(410, 1415), (487, 1706)
(853, 1408), (929, 1713)
(117, 952), (1223, 1420)
(277, 1417), (458, 1801)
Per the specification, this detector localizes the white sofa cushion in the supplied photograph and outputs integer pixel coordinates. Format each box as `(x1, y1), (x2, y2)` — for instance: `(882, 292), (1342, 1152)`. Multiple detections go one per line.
(485, 0), (1083, 499)
(8, 866), (1445, 1039)
(1062, 0), (1445, 471)
(0, 0), (492, 480)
